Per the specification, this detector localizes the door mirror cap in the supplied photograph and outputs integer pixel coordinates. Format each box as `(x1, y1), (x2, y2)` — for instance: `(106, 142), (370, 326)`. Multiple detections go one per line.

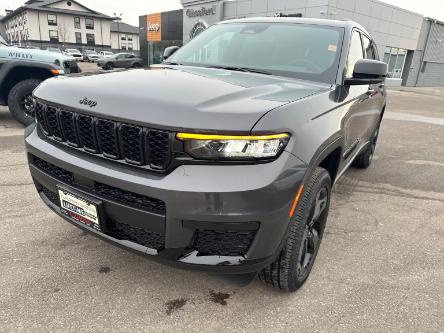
(345, 59), (388, 85)
(163, 46), (180, 60)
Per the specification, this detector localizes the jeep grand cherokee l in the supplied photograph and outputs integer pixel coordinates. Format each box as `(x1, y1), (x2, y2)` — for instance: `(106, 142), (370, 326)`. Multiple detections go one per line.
(26, 18), (387, 292)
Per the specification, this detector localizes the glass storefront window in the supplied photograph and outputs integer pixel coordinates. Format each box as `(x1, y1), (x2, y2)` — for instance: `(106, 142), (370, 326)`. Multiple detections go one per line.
(383, 47), (407, 79)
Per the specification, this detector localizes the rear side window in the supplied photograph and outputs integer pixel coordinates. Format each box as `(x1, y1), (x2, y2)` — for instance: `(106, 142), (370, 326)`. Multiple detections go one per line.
(361, 34), (376, 60)
(346, 31), (364, 77)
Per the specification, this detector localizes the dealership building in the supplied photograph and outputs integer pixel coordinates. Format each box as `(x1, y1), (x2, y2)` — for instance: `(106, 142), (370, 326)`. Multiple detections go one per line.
(140, 0), (444, 87)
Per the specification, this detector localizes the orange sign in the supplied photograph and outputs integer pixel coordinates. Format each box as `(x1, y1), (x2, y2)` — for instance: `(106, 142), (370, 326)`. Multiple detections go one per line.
(147, 13), (161, 41)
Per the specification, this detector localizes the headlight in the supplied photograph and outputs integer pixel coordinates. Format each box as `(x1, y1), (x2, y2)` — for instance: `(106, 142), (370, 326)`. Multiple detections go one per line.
(54, 59), (60, 66)
(177, 133), (290, 160)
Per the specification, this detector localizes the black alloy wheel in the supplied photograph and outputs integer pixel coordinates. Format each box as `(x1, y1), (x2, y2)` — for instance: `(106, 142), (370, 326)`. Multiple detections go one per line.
(296, 185), (329, 280)
(259, 167), (331, 292)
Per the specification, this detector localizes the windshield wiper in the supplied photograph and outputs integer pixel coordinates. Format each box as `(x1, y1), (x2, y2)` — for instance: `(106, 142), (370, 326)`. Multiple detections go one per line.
(206, 65), (272, 75)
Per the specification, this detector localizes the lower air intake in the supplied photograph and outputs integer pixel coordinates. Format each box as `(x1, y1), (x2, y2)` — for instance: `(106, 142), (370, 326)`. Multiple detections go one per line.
(106, 219), (165, 250)
(193, 230), (256, 257)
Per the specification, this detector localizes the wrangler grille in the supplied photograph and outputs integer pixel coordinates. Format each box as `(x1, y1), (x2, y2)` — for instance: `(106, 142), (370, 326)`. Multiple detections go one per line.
(35, 101), (173, 171)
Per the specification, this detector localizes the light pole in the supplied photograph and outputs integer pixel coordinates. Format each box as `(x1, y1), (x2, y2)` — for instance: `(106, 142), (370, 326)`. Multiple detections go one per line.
(113, 13), (122, 51)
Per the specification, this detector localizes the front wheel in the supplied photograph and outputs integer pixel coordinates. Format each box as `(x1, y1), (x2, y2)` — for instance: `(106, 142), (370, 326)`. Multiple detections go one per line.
(105, 62), (114, 70)
(259, 167), (331, 292)
(7, 79), (42, 126)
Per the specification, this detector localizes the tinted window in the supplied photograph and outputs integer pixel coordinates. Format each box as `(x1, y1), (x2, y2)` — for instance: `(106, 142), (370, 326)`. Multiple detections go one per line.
(346, 31), (364, 77)
(169, 23), (344, 83)
(361, 34), (375, 60)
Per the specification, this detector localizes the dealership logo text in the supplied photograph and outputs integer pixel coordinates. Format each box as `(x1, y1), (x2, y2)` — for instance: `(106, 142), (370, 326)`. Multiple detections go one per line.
(186, 5), (216, 17)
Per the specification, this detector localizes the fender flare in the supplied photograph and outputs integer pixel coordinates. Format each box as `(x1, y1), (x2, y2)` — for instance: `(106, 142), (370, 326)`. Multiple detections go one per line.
(300, 131), (345, 189)
(0, 60), (57, 85)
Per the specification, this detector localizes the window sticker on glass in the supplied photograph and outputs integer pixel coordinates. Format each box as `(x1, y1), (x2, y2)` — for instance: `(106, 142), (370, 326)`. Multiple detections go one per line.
(328, 44), (337, 52)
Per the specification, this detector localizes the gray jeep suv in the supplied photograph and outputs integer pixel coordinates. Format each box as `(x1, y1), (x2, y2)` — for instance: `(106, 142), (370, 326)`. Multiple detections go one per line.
(25, 18), (387, 292)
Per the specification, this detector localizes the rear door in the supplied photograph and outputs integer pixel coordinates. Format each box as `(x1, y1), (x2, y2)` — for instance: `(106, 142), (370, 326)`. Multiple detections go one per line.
(124, 54), (136, 67)
(114, 54), (127, 67)
(342, 30), (380, 160)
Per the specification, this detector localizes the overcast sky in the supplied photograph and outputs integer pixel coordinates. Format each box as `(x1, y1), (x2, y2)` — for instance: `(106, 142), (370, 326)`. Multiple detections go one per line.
(1, 0), (443, 26)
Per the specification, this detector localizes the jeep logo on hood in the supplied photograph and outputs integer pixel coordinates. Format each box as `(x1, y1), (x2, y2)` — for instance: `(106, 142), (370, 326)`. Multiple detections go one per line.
(79, 97), (97, 108)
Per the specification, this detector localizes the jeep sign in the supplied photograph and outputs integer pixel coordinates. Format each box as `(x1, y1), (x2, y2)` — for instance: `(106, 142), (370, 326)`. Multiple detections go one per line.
(148, 23), (160, 32)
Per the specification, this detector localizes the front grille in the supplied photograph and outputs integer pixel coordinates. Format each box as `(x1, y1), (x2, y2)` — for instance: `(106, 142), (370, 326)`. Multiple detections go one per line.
(35, 101), (173, 171)
(94, 182), (166, 214)
(40, 185), (60, 206)
(97, 119), (118, 158)
(60, 110), (79, 146)
(147, 130), (171, 169)
(32, 156), (74, 184)
(120, 124), (143, 164)
(78, 114), (98, 152)
(193, 230), (256, 257)
(106, 219), (165, 250)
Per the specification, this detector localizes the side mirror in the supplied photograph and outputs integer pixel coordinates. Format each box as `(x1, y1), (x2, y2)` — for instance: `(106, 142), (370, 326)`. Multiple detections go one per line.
(345, 59), (387, 85)
(163, 46), (180, 60)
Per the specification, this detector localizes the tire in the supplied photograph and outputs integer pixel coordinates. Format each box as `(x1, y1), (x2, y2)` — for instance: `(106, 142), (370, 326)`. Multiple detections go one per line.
(105, 62), (114, 70)
(7, 78), (42, 126)
(259, 167), (332, 292)
(132, 63), (142, 68)
(352, 120), (381, 169)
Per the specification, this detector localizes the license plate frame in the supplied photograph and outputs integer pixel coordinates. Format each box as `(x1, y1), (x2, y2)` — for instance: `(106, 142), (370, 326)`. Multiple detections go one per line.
(57, 186), (102, 231)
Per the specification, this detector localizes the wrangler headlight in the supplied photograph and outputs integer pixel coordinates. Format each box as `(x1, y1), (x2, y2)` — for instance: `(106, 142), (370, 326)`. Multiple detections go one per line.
(177, 133), (290, 160)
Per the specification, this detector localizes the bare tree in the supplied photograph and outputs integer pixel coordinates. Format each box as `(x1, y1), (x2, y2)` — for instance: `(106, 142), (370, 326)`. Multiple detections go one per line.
(58, 22), (70, 44)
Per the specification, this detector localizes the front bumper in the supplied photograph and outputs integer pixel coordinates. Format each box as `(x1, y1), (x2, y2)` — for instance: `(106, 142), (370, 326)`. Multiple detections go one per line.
(25, 127), (306, 274)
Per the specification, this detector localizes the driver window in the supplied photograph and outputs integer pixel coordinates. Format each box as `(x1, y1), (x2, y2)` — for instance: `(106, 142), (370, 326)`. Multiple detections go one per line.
(346, 31), (364, 77)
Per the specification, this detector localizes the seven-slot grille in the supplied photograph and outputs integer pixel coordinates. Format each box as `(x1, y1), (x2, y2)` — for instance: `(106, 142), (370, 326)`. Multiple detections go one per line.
(35, 101), (172, 171)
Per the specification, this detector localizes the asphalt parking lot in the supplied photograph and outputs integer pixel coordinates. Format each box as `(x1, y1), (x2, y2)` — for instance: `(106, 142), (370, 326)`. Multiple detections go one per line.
(0, 83), (443, 332)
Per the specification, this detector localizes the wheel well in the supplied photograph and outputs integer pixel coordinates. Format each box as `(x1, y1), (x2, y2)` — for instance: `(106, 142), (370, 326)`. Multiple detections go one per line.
(319, 147), (342, 183)
(0, 66), (52, 103)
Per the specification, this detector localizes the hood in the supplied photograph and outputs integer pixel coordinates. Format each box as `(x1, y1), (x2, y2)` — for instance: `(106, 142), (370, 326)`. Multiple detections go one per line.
(34, 66), (330, 132)
(3, 46), (73, 64)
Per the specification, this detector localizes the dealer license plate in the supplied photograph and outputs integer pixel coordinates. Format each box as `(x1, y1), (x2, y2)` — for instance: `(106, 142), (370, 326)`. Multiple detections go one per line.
(58, 188), (101, 231)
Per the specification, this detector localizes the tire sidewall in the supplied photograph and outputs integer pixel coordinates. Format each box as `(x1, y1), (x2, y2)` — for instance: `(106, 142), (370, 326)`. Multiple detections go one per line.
(7, 79), (41, 126)
(287, 169), (332, 291)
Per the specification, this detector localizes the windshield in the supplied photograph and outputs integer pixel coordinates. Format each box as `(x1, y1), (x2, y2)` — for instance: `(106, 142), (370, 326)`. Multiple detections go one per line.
(168, 22), (344, 83)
